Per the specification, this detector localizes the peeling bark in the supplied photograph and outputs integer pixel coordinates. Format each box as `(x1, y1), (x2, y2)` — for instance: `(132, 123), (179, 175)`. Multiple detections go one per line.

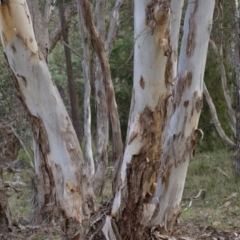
(107, 0), (178, 238)
(150, 0), (215, 233)
(0, 0), (96, 235)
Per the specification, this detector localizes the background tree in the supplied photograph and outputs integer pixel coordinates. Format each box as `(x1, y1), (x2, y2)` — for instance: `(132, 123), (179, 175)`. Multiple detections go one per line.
(59, 3), (82, 141)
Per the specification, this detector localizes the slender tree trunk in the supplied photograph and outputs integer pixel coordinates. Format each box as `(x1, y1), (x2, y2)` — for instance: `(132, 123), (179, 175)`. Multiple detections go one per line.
(93, 0), (110, 195)
(0, 167), (12, 232)
(77, 0), (124, 195)
(216, 1), (236, 133)
(59, 4), (82, 142)
(209, 39), (236, 135)
(203, 82), (236, 149)
(0, 1), (96, 236)
(77, 2), (95, 176)
(49, 1), (76, 53)
(233, 0), (240, 174)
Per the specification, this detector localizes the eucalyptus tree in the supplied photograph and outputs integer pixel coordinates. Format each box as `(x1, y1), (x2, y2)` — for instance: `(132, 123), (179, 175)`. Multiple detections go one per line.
(0, 0), (215, 239)
(0, 0), (96, 233)
(104, 0), (215, 237)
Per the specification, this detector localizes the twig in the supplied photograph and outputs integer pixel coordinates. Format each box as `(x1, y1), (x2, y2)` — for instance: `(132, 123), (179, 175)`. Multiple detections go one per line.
(217, 167), (230, 179)
(11, 126), (34, 168)
(184, 189), (206, 211)
(62, 40), (82, 58)
(89, 221), (105, 240)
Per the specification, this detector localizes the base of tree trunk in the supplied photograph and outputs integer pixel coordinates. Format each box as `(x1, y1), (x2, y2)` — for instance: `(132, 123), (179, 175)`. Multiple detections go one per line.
(29, 175), (59, 224)
(0, 167), (12, 232)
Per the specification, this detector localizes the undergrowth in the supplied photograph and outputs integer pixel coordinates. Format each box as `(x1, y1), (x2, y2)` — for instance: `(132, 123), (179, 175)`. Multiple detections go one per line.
(181, 150), (240, 230)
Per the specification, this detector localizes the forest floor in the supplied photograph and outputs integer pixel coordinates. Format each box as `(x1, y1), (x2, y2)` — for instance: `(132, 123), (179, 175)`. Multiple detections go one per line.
(1, 150), (240, 240)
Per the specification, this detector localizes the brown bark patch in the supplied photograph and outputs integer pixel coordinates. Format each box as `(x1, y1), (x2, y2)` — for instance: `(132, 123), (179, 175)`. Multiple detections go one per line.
(117, 102), (166, 238)
(175, 72), (192, 105)
(184, 100), (189, 107)
(10, 43), (16, 53)
(140, 76), (145, 89)
(145, 0), (170, 30)
(165, 51), (173, 84)
(128, 131), (138, 145)
(30, 116), (50, 154)
(186, 0), (198, 57)
(195, 95), (203, 112)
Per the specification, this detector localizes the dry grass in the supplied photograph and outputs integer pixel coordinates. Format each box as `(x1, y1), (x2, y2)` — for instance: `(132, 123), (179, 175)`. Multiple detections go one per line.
(181, 150), (240, 230)
(2, 149), (240, 239)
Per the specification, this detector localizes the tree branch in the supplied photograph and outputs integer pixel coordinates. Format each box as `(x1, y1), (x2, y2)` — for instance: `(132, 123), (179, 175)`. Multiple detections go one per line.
(49, 2), (77, 53)
(105, 0), (125, 55)
(77, 0), (123, 164)
(203, 82), (236, 150)
(209, 39), (236, 136)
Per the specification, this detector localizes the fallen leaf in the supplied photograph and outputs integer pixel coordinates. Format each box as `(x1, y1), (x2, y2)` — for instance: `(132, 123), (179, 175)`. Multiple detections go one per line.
(219, 201), (231, 208)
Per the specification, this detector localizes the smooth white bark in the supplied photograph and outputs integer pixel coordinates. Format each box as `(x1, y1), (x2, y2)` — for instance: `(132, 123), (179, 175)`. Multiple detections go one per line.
(150, 0), (215, 232)
(0, 0), (96, 225)
(105, 2), (179, 239)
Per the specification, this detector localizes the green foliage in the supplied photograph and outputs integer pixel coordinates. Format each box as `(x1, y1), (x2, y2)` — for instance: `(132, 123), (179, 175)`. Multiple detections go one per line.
(0, 49), (16, 120)
(17, 149), (33, 167)
(109, 14), (134, 142)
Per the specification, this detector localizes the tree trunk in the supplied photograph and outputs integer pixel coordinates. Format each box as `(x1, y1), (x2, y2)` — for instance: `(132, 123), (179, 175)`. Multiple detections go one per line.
(151, 0), (215, 233)
(49, 1), (76, 53)
(59, 3), (82, 142)
(77, 1), (95, 176)
(0, 0), (96, 235)
(0, 167), (12, 232)
(103, 0), (215, 238)
(78, 0), (124, 195)
(209, 39), (236, 135)
(109, 0), (174, 238)
(92, 0), (109, 195)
